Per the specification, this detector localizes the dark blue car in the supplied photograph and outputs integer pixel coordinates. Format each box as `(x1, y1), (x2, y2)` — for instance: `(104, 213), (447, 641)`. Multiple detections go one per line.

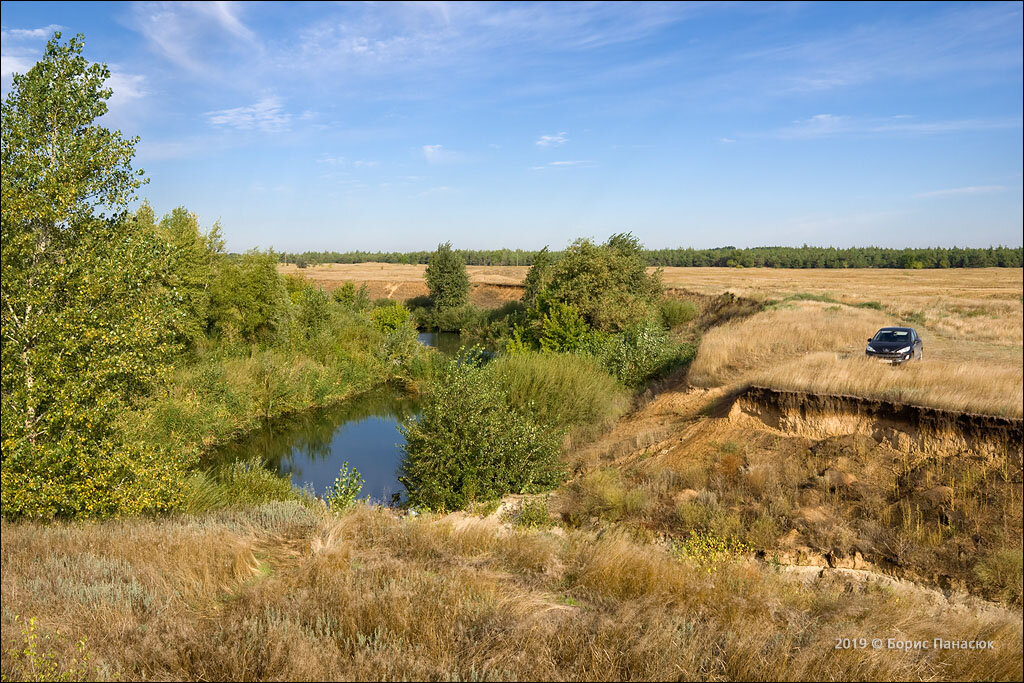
(865, 327), (923, 364)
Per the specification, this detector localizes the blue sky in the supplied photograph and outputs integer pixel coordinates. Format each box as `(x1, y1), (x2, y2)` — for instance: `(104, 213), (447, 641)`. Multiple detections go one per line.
(2, 1), (1022, 252)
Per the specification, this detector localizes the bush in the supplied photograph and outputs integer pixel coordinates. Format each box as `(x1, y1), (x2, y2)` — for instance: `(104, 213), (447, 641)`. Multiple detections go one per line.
(208, 250), (292, 343)
(370, 302), (412, 333)
(179, 457), (300, 513)
(333, 281), (356, 305)
(583, 319), (692, 387)
(296, 285), (331, 337)
(488, 351), (629, 439)
(660, 298), (698, 328)
(423, 304), (484, 333)
(539, 302), (589, 352)
(507, 495), (553, 529)
(534, 233), (662, 332)
(399, 357), (564, 511)
(975, 548), (1023, 605)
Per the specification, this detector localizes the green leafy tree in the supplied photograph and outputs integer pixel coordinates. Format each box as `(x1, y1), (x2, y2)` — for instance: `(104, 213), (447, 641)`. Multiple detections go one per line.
(153, 205), (224, 346)
(521, 246), (552, 310)
(1, 33), (187, 518)
(399, 357), (564, 511)
(208, 250), (291, 343)
(539, 233), (662, 332)
(424, 242), (470, 310)
(370, 301), (412, 333)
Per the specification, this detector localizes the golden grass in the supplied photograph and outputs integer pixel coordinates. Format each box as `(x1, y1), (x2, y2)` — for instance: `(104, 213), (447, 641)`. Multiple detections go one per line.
(3, 503), (1021, 681)
(754, 353), (1024, 418)
(689, 301), (1023, 417)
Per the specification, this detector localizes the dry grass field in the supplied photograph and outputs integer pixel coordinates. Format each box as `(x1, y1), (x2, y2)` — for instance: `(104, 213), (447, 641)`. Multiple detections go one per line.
(3, 502), (1021, 681)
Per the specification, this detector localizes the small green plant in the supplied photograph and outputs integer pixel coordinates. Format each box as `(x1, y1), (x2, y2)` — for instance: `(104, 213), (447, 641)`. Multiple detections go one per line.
(902, 311), (927, 326)
(854, 300), (884, 310)
(324, 462), (364, 511)
(508, 496), (553, 529)
(671, 530), (750, 573)
(333, 281), (356, 305)
(4, 615), (94, 682)
(974, 548), (1023, 605)
(660, 298), (698, 328)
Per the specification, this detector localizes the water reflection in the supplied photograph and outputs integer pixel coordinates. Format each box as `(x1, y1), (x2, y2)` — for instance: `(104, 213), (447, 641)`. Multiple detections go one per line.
(213, 386), (420, 503)
(417, 331), (464, 356)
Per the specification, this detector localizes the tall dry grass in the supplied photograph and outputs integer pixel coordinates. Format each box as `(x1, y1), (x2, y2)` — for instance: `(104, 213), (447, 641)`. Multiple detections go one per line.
(754, 353), (1023, 418)
(689, 303), (889, 386)
(689, 302), (1023, 417)
(3, 504), (1021, 681)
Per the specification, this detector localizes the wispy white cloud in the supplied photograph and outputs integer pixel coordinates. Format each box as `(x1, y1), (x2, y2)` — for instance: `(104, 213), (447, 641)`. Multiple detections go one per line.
(0, 54), (33, 80)
(734, 3), (1022, 96)
(129, 1), (259, 77)
(536, 131), (568, 147)
(316, 154), (344, 165)
(206, 96), (291, 133)
(718, 137), (736, 144)
(771, 114), (1022, 140)
(0, 24), (63, 41)
(422, 144), (459, 164)
(915, 185), (1008, 199)
(530, 160), (594, 170)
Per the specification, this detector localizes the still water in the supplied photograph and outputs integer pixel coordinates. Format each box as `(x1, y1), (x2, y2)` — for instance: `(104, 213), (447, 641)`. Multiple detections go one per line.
(215, 333), (459, 504)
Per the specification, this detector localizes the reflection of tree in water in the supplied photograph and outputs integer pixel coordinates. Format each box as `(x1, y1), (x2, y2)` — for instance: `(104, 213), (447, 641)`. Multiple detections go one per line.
(212, 386), (421, 476)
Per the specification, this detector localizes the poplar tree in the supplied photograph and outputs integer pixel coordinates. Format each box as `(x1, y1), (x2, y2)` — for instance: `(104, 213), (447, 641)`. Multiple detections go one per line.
(1, 33), (185, 518)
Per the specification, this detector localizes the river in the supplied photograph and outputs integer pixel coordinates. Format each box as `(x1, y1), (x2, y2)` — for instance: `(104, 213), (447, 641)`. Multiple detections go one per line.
(213, 331), (461, 504)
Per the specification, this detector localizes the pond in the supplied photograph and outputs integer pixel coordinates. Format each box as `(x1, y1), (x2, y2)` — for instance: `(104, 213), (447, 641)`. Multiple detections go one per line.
(213, 332), (460, 504)
(416, 330), (464, 356)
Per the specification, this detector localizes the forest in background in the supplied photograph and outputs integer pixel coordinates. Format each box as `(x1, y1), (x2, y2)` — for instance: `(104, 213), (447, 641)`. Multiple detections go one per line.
(279, 244), (1024, 269)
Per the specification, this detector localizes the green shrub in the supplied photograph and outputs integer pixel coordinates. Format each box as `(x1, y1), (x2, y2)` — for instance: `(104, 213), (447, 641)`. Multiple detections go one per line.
(563, 468), (651, 524)
(854, 300), (884, 310)
(333, 281), (356, 305)
(324, 462), (364, 512)
(399, 357), (564, 511)
(296, 285), (331, 337)
(507, 495), (553, 529)
(533, 233), (662, 332)
(180, 457), (300, 513)
(488, 351), (629, 439)
(370, 302), (412, 333)
(539, 302), (589, 352)
(671, 530), (750, 572)
(660, 298), (698, 328)
(208, 250), (292, 343)
(426, 304), (484, 333)
(583, 319), (690, 387)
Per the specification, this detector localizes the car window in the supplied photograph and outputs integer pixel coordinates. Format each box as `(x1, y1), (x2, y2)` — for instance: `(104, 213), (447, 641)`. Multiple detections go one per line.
(873, 330), (911, 342)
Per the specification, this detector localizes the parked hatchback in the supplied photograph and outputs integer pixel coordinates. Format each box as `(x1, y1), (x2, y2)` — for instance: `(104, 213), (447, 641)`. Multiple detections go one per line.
(865, 327), (923, 364)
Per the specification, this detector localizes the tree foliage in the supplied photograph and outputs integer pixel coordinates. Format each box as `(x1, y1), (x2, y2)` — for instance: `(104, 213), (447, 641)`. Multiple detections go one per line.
(279, 245), (1023, 269)
(533, 233), (663, 332)
(424, 242), (471, 309)
(1, 33), (186, 518)
(399, 357), (564, 511)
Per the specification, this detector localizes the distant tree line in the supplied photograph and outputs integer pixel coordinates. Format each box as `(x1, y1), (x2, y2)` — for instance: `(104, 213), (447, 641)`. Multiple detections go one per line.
(278, 245), (1023, 269)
